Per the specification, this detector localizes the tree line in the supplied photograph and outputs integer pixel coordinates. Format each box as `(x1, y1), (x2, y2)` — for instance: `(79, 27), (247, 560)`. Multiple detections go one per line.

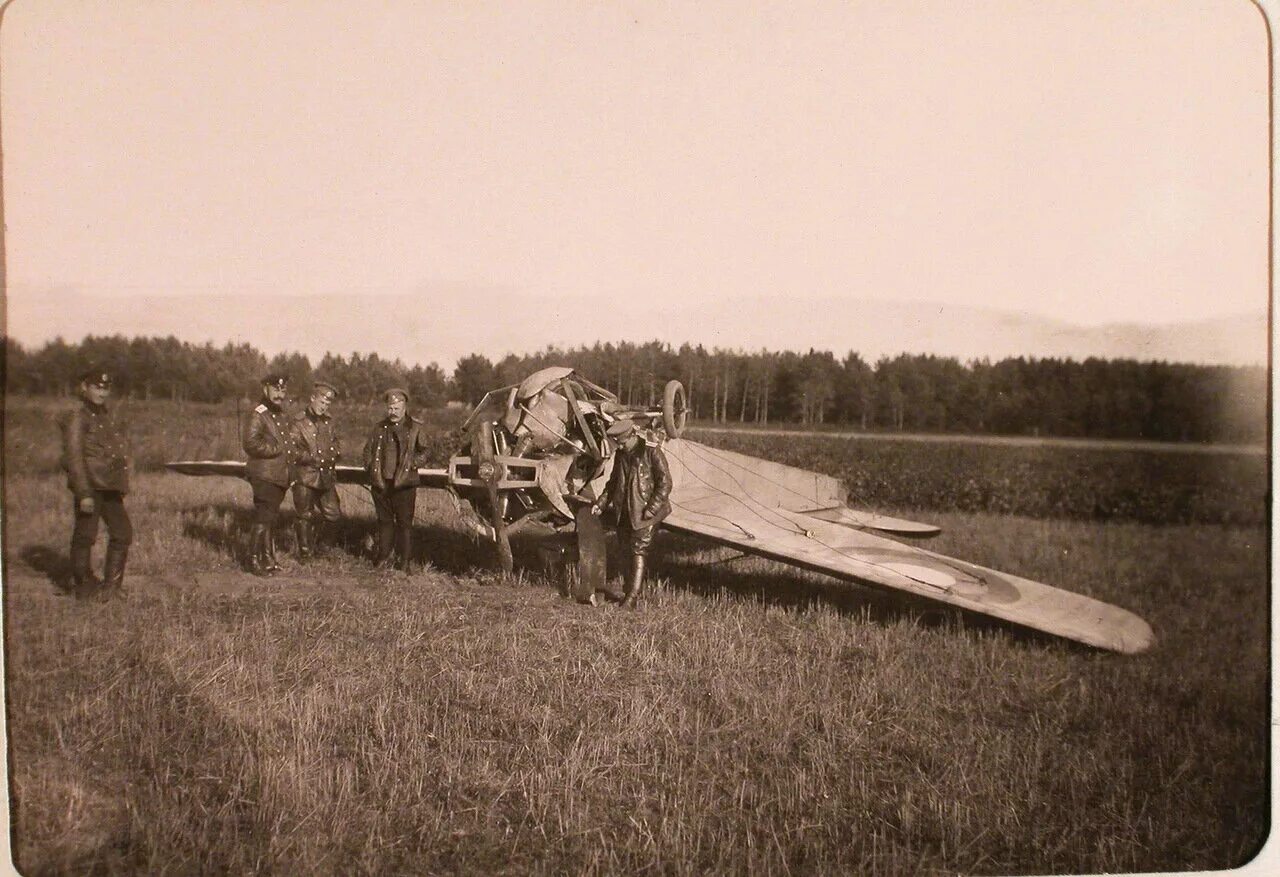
(3, 334), (1266, 443)
(2, 335), (452, 409)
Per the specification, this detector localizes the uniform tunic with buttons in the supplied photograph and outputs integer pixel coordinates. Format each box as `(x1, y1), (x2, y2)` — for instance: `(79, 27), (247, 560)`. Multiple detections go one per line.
(243, 401), (293, 487)
(292, 407), (341, 489)
(291, 406), (343, 523)
(62, 401), (131, 496)
(363, 414), (429, 533)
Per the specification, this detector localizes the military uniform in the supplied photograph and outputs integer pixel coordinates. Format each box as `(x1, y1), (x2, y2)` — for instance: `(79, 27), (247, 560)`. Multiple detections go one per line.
(290, 382), (342, 560)
(242, 374), (294, 575)
(602, 421), (672, 605)
(61, 368), (133, 597)
(363, 388), (430, 571)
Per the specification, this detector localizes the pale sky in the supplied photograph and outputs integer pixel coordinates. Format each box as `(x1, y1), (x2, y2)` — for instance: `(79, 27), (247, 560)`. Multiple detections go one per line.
(0, 0), (1270, 357)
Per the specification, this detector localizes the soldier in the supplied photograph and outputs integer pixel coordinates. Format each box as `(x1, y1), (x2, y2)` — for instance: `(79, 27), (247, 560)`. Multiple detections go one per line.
(601, 419), (672, 606)
(290, 381), (342, 561)
(363, 388), (431, 572)
(60, 367), (133, 598)
(242, 373), (293, 576)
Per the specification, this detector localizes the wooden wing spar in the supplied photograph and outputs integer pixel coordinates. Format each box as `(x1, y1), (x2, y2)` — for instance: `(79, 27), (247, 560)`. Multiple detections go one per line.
(661, 439), (1154, 655)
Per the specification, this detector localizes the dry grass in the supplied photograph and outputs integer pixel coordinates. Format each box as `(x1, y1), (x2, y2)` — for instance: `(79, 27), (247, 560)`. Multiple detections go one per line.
(2, 465), (1269, 874)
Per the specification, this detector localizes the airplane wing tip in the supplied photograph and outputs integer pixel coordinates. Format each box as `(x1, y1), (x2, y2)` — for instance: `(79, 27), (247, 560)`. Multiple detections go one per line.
(165, 460), (247, 477)
(1121, 620), (1157, 655)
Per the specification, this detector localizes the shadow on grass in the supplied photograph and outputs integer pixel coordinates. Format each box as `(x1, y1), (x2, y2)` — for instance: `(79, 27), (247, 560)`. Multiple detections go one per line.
(428, 524), (1082, 654)
(172, 502), (1083, 653)
(178, 501), (378, 562)
(176, 500), (505, 575)
(413, 523), (503, 576)
(652, 533), (1088, 654)
(17, 544), (77, 595)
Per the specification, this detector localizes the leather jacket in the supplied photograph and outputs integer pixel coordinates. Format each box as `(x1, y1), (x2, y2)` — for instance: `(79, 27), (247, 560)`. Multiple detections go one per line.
(606, 442), (672, 527)
(61, 402), (131, 496)
(243, 401), (293, 487)
(291, 407), (341, 489)
(364, 415), (429, 490)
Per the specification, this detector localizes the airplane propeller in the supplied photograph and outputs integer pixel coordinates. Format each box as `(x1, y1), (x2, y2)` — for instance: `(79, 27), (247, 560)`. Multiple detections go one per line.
(472, 419), (515, 575)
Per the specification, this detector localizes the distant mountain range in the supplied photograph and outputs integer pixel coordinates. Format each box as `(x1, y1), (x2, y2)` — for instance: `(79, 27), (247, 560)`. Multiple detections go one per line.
(5, 290), (1267, 369)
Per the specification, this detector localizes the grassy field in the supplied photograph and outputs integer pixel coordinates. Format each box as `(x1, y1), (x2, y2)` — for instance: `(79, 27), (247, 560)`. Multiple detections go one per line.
(1, 399), (1271, 874)
(1, 396), (465, 476)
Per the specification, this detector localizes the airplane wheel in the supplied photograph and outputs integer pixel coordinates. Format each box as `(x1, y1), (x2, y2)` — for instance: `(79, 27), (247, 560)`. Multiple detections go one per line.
(662, 380), (688, 438)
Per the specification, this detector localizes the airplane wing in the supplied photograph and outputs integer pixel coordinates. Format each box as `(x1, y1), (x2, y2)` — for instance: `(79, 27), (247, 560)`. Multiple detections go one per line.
(664, 440), (940, 537)
(795, 505), (941, 539)
(165, 461), (450, 489)
(661, 439), (1154, 655)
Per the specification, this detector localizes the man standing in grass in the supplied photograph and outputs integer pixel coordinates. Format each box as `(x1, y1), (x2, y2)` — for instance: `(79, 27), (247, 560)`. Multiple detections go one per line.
(61, 366), (133, 599)
(290, 380), (342, 562)
(601, 418), (672, 607)
(363, 388), (431, 573)
(242, 373), (293, 577)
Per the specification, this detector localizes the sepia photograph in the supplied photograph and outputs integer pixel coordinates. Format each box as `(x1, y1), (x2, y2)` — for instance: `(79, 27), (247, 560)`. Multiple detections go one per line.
(0, 1), (1271, 873)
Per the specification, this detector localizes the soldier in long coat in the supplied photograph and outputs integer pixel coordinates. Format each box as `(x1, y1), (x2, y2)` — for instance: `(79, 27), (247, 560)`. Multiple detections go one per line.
(60, 367), (133, 597)
(242, 373), (293, 576)
(290, 381), (342, 561)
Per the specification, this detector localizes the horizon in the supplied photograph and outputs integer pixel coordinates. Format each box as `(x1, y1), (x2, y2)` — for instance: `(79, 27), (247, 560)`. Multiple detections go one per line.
(3, 288), (1268, 372)
(3, 310), (1267, 375)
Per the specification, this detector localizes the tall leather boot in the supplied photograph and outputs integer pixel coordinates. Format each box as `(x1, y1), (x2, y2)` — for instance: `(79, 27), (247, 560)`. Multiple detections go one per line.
(246, 524), (271, 577)
(70, 540), (101, 597)
(373, 523), (395, 567)
(265, 528), (283, 573)
(295, 519), (313, 562)
(102, 543), (129, 597)
(621, 554), (646, 607)
(395, 526), (414, 573)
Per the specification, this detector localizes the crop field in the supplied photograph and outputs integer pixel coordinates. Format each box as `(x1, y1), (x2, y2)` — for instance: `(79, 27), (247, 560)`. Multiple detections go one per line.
(2, 397), (1271, 874)
(691, 428), (1268, 527)
(692, 424), (1268, 456)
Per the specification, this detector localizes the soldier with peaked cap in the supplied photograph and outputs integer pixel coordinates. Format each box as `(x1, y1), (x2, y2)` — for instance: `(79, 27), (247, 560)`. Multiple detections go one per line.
(60, 366), (133, 598)
(363, 387), (431, 572)
(290, 380), (342, 561)
(242, 372), (294, 576)
(601, 418), (672, 606)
